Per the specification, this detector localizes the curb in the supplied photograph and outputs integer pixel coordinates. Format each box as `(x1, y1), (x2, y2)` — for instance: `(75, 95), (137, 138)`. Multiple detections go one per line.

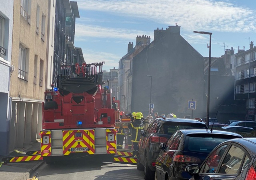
(28, 161), (44, 177)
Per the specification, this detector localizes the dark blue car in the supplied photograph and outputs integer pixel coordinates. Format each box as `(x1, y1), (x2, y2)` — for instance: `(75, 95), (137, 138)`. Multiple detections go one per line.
(155, 129), (242, 180)
(188, 138), (256, 180)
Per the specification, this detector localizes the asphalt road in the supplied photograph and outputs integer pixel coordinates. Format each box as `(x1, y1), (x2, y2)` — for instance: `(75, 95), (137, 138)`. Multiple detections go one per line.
(33, 158), (144, 180)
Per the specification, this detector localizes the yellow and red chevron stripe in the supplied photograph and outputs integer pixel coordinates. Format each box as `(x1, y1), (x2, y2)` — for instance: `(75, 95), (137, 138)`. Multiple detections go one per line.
(106, 129), (117, 154)
(9, 155), (43, 163)
(114, 157), (137, 164)
(26, 151), (41, 155)
(41, 131), (51, 157)
(116, 151), (133, 157)
(63, 130), (95, 156)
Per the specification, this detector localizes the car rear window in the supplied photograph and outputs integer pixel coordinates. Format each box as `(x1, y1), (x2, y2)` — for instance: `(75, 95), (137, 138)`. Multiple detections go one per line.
(229, 122), (239, 126)
(161, 122), (206, 134)
(184, 134), (238, 153)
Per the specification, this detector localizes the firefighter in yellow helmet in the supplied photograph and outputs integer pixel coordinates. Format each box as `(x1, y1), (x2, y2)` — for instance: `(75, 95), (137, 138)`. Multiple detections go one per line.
(128, 112), (143, 155)
(169, 113), (177, 118)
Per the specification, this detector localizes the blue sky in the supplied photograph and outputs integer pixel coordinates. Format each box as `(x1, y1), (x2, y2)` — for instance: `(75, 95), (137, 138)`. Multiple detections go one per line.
(74, 0), (256, 70)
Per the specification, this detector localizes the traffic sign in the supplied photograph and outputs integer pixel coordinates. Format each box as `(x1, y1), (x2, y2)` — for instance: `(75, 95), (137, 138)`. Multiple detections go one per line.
(188, 100), (196, 110)
(149, 103), (154, 109)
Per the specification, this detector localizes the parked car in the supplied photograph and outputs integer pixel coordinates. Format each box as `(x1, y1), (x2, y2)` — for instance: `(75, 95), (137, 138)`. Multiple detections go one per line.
(221, 126), (255, 137)
(228, 120), (239, 124)
(187, 138), (256, 180)
(203, 118), (227, 130)
(155, 129), (242, 180)
(222, 121), (256, 130)
(137, 118), (208, 180)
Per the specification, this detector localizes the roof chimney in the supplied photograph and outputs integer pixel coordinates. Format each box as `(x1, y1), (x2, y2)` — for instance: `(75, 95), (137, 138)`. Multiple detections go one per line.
(128, 42), (133, 53)
(250, 41), (254, 49)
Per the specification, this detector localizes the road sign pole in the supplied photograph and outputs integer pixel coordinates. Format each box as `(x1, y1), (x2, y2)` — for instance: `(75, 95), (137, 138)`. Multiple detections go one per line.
(191, 99), (193, 118)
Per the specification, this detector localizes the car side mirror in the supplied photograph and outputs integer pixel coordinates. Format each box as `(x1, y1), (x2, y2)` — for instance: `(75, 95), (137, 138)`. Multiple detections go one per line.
(159, 143), (166, 150)
(185, 164), (199, 175)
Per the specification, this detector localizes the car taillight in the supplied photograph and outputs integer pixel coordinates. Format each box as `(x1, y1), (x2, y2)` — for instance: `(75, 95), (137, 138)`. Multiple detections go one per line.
(160, 137), (168, 143)
(245, 166), (256, 180)
(150, 136), (168, 143)
(150, 136), (159, 143)
(173, 155), (201, 163)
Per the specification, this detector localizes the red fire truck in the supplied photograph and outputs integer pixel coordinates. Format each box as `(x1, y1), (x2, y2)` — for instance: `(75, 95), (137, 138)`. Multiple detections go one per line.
(41, 62), (117, 164)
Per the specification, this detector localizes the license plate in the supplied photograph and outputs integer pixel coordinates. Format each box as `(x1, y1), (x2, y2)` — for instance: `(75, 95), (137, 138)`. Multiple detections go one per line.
(71, 147), (88, 152)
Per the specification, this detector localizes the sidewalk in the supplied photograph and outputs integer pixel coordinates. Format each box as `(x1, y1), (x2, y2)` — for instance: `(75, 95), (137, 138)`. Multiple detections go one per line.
(0, 140), (43, 180)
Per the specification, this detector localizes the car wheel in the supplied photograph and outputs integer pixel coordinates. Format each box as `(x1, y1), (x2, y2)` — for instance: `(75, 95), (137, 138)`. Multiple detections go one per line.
(144, 156), (155, 180)
(137, 154), (144, 171)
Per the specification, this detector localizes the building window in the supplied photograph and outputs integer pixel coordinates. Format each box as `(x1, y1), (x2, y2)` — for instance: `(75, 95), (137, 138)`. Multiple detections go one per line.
(34, 55), (38, 85)
(244, 84), (249, 93)
(18, 44), (29, 81)
(237, 57), (241, 66)
(39, 59), (44, 87)
(236, 85), (240, 94)
(248, 98), (255, 109)
(240, 84), (244, 93)
(246, 69), (249, 78)
(0, 16), (6, 58)
(36, 5), (40, 34)
(250, 83), (255, 93)
(241, 70), (244, 79)
(41, 14), (46, 41)
(245, 54), (250, 62)
(20, 0), (31, 23)
(250, 67), (254, 77)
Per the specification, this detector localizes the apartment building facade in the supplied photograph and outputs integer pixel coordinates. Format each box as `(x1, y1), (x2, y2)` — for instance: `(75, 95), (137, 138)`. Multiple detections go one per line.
(235, 42), (256, 120)
(9, 0), (52, 151)
(0, 0), (14, 156)
(118, 37), (151, 113)
(131, 26), (205, 118)
(103, 68), (119, 102)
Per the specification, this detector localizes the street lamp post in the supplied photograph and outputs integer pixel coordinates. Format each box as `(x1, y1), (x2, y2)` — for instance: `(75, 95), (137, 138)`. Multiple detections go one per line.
(147, 75), (152, 115)
(122, 95), (126, 112)
(193, 31), (212, 128)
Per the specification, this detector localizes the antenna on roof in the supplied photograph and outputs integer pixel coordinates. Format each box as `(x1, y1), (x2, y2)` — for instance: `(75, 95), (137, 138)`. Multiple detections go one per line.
(210, 121), (214, 133)
(223, 43), (225, 52)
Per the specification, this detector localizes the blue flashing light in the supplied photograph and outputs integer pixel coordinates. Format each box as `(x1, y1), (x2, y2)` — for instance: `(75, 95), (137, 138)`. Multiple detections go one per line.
(77, 121), (82, 126)
(53, 87), (58, 92)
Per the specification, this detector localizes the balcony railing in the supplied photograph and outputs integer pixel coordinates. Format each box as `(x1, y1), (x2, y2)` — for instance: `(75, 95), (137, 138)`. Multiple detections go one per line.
(18, 69), (28, 81)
